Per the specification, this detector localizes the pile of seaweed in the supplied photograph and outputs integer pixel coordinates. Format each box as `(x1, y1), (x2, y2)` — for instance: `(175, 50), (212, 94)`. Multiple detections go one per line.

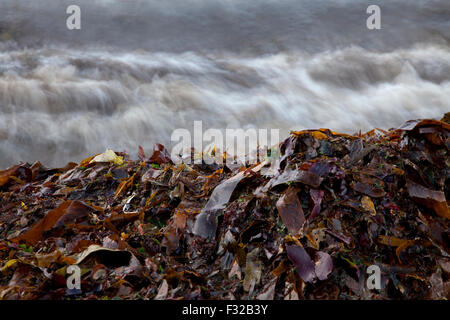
(0, 115), (449, 300)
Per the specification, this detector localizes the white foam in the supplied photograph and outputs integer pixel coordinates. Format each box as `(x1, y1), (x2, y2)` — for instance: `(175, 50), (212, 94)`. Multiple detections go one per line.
(0, 44), (449, 167)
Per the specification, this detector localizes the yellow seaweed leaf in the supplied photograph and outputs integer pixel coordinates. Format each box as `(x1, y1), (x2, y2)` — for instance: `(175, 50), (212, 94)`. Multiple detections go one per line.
(90, 149), (124, 166)
(361, 196), (376, 215)
(1, 259), (18, 272)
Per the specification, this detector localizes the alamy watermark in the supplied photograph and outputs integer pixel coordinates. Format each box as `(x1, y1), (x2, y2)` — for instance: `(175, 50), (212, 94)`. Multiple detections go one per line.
(66, 5), (381, 31)
(170, 121), (280, 166)
(366, 264), (381, 290)
(66, 5), (81, 30)
(66, 265), (81, 290)
(65, 263), (382, 293)
(366, 5), (381, 30)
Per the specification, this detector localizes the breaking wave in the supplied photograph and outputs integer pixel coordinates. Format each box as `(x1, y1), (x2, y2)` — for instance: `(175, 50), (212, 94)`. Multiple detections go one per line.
(0, 0), (449, 168)
(0, 44), (449, 167)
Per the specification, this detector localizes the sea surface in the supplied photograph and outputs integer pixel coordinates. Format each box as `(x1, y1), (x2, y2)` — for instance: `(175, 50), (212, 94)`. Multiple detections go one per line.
(0, 0), (449, 168)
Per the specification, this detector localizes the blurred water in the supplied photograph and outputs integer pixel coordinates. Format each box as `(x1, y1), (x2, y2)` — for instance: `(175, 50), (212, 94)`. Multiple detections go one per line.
(0, 0), (449, 168)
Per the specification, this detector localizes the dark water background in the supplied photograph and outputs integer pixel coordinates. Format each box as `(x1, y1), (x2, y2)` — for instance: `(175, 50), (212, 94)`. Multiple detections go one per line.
(0, 0), (449, 168)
